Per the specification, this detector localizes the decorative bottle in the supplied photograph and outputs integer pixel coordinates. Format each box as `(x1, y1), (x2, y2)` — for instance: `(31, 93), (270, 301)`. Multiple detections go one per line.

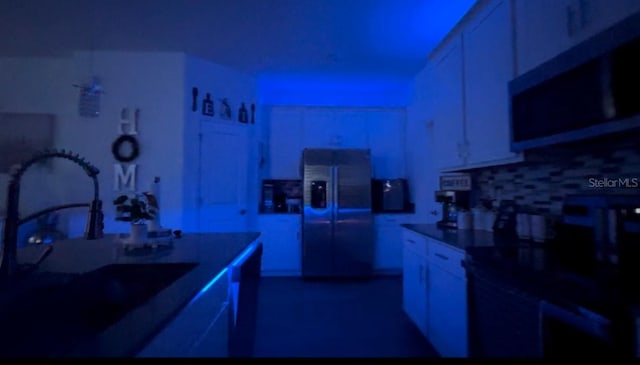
(146, 176), (162, 232)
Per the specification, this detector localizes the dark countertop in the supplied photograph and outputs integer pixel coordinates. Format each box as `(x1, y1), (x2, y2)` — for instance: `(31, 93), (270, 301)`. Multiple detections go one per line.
(258, 210), (416, 215)
(401, 224), (639, 320)
(3, 232), (260, 357)
(401, 224), (498, 252)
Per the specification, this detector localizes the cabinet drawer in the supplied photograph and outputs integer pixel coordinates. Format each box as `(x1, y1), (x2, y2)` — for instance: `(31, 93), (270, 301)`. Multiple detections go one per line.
(427, 238), (465, 278)
(402, 228), (427, 257)
(375, 214), (417, 227)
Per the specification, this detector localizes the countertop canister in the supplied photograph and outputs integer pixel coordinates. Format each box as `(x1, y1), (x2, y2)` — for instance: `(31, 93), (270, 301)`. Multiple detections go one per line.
(457, 210), (473, 230)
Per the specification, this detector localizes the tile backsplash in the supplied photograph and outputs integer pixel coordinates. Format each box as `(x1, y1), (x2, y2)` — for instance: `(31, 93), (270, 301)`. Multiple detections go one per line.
(471, 139), (640, 216)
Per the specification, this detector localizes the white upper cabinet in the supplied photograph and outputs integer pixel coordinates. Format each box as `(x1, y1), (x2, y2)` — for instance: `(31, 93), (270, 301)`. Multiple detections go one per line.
(515, 0), (640, 75)
(264, 106), (406, 179)
(266, 107), (304, 179)
(514, 0), (575, 75)
(464, 0), (523, 166)
(302, 108), (368, 149)
(367, 109), (406, 178)
(583, 0), (640, 39)
(334, 110), (369, 148)
(302, 108), (337, 149)
(428, 0), (524, 172)
(431, 36), (466, 171)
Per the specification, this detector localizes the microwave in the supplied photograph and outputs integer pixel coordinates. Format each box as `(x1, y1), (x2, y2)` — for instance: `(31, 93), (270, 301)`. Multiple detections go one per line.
(371, 179), (409, 212)
(509, 13), (640, 152)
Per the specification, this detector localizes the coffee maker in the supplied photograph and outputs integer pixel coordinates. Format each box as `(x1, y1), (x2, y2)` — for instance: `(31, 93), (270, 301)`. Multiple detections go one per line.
(436, 174), (471, 229)
(435, 190), (470, 229)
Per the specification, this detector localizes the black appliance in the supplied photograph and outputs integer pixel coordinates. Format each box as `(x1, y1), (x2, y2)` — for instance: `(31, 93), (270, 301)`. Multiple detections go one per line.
(539, 298), (618, 357)
(371, 178), (409, 212)
(467, 266), (542, 357)
(435, 190), (470, 229)
(538, 194), (640, 357)
(509, 11), (640, 152)
(553, 194), (640, 280)
(260, 179), (302, 213)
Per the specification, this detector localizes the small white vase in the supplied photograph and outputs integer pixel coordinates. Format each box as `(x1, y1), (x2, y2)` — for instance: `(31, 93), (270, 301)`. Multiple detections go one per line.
(129, 223), (148, 245)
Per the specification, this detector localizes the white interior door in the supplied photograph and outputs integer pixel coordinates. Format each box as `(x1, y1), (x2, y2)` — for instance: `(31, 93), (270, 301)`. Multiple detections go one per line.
(198, 122), (248, 232)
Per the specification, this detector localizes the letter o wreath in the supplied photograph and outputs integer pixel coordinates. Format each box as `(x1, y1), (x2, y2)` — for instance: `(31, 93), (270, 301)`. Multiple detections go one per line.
(111, 135), (140, 162)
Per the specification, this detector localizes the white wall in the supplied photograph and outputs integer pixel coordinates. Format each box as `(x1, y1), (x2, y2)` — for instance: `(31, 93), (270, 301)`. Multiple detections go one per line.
(257, 75), (412, 108)
(405, 64), (440, 224)
(0, 56), (76, 242)
(0, 51), (185, 239)
(182, 55), (259, 232)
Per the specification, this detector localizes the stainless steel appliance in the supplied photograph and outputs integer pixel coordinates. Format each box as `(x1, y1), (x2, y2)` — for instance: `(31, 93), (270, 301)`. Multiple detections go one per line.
(539, 193), (640, 357)
(509, 12), (640, 152)
(555, 194), (640, 279)
(539, 298), (617, 356)
(302, 148), (373, 278)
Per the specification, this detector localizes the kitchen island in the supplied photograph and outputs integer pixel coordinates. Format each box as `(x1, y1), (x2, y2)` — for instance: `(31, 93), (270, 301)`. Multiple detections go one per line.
(0, 232), (261, 357)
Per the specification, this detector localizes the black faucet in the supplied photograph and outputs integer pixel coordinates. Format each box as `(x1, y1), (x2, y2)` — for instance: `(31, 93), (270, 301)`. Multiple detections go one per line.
(1, 149), (104, 278)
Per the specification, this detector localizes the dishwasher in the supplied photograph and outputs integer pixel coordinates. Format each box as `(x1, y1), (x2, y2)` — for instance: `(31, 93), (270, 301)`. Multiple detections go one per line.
(467, 265), (542, 357)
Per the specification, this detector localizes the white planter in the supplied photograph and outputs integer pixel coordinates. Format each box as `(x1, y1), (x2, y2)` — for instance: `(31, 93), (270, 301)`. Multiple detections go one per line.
(129, 223), (148, 245)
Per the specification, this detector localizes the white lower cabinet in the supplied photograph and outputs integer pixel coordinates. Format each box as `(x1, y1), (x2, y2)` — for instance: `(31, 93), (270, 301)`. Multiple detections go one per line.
(402, 228), (469, 357)
(374, 214), (416, 275)
(427, 239), (468, 358)
(257, 215), (301, 276)
(402, 230), (428, 337)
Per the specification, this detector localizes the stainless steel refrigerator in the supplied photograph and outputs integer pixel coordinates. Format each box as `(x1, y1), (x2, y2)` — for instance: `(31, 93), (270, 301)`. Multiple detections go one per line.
(301, 148), (374, 278)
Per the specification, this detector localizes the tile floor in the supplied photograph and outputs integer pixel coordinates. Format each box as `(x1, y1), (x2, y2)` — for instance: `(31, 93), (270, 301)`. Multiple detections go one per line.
(251, 275), (439, 358)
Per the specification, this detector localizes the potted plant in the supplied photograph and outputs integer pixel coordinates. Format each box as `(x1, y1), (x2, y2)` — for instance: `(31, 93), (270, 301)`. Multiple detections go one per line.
(113, 191), (157, 244)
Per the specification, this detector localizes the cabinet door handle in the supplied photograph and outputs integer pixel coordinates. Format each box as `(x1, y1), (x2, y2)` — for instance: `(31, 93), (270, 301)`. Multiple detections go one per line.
(435, 253), (449, 261)
(419, 264), (424, 283)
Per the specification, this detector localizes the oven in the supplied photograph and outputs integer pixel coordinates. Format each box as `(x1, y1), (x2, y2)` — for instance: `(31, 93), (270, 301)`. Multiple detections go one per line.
(539, 300), (616, 356)
(542, 194), (640, 357)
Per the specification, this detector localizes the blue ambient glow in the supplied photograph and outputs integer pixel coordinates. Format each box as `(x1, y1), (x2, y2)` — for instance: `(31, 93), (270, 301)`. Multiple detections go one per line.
(189, 242), (259, 305)
(188, 267), (229, 305)
(363, 0), (477, 63)
(230, 242), (259, 268)
(258, 73), (413, 107)
(257, 0), (476, 107)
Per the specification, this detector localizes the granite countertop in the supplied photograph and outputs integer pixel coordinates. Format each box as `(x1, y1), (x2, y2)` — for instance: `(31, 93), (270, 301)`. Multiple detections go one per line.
(3, 232), (260, 357)
(400, 223), (502, 252)
(258, 210), (416, 215)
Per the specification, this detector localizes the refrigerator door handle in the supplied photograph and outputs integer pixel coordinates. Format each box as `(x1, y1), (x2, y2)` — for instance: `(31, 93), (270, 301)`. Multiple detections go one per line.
(333, 166), (339, 212)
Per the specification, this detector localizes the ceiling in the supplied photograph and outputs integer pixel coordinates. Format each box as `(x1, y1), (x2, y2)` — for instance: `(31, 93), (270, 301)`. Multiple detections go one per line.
(0, 0), (476, 83)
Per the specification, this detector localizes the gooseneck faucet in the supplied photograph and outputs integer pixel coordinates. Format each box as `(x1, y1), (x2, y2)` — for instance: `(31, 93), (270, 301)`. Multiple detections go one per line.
(1, 149), (104, 278)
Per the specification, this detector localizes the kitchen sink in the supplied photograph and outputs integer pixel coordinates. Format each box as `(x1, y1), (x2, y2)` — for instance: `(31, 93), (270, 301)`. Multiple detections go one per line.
(0, 262), (199, 357)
